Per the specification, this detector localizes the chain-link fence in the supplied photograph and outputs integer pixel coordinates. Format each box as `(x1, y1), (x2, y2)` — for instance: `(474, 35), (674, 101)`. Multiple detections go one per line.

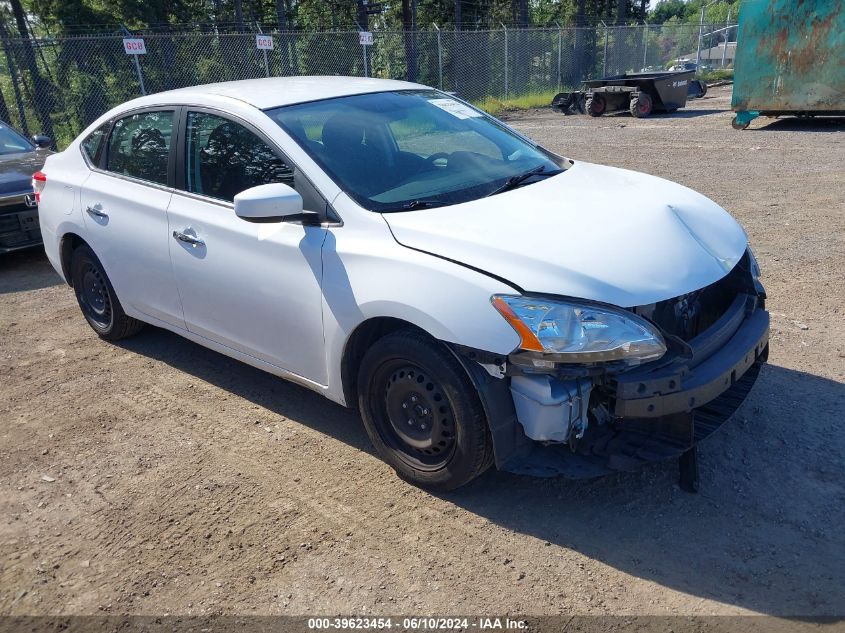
(0, 23), (736, 149)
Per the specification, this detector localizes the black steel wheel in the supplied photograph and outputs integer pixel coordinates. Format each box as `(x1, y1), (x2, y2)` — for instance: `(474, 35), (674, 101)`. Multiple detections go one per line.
(381, 363), (457, 468)
(78, 260), (112, 329)
(70, 244), (144, 340)
(358, 329), (493, 490)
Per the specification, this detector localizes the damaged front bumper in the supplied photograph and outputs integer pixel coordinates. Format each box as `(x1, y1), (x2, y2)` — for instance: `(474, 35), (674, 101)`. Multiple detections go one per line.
(452, 291), (769, 479)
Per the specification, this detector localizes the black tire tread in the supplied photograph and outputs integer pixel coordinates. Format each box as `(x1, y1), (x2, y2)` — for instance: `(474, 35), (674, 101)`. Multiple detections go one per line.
(585, 95), (604, 117)
(629, 93), (652, 118)
(71, 244), (145, 341)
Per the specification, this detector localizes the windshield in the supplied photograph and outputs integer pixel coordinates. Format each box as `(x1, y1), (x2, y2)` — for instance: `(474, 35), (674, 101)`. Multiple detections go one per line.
(0, 123), (34, 155)
(267, 90), (565, 212)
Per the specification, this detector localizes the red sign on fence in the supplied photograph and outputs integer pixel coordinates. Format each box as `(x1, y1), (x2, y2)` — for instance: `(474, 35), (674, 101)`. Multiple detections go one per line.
(123, 38), (147, 55)
(256, 35), (274, 50)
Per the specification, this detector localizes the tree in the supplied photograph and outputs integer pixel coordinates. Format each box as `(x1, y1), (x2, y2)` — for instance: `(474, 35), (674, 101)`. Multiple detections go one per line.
(7, 0), (54, 139)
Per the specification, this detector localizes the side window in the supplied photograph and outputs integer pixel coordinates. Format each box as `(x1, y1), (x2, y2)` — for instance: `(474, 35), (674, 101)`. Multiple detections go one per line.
(185, 111), (294, 202)
(106, 111), (173, 185)
(81, 122), (110, 166)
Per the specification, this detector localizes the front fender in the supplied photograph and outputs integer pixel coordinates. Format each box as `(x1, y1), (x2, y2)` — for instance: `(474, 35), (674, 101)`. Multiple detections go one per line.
(320, 216), (520, 406)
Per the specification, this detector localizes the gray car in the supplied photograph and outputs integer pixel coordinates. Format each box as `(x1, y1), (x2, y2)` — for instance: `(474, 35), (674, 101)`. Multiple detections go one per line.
(0, 121), (52, 254)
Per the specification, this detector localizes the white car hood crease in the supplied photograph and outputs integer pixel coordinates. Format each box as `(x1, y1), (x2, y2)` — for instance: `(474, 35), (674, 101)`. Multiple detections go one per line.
(383, 161), (748, 307)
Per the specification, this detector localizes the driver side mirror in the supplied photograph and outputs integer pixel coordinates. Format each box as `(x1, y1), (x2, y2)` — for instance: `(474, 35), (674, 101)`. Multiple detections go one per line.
(234, 183), (319, 225)
(31, 134), (52, 149)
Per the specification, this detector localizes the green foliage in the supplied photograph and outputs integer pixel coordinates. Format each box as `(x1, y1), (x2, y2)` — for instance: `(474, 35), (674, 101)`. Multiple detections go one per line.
(472, 90), (562, 116)
(647, 0), (742, 25)
(698, 67), (733, 82)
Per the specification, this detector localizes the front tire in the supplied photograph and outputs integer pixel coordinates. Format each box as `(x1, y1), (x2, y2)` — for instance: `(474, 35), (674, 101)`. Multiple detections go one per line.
(70, 244), (144, 340)
(630, 92), (653, 117)
(586, 94), (606, 117)
(357, 329), (493, 491)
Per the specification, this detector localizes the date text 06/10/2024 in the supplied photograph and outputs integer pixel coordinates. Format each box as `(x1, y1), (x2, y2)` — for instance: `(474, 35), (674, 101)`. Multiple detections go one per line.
(307, 617), (528, 630)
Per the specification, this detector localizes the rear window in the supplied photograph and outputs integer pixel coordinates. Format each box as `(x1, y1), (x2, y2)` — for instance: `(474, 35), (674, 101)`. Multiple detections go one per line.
(106, 111), (173, 186)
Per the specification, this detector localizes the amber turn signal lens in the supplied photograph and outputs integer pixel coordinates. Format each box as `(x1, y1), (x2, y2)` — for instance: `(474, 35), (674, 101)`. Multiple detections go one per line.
(491, 296), (544, 352)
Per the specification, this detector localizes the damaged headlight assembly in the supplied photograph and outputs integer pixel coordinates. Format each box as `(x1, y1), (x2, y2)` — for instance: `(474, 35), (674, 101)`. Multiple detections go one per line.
(491, 295), (667, 370)
(491, 295), (669, 444)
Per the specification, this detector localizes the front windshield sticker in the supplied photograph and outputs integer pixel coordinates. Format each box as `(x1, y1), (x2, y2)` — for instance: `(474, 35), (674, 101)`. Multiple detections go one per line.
(428, 98), (483, 119)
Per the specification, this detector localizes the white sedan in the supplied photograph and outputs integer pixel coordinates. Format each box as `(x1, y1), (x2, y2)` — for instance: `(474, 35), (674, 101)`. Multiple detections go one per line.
(36, 77), (769, 490)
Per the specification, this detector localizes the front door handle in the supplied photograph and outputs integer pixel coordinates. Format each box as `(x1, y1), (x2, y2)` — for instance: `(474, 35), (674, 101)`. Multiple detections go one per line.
(86, 206), (108, 219)
(172, 230), (205, 248)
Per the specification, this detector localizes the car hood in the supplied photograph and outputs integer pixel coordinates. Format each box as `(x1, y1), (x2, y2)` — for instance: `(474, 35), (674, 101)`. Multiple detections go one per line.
(383, 161), (748, 307)
(0, 150), (49, 196)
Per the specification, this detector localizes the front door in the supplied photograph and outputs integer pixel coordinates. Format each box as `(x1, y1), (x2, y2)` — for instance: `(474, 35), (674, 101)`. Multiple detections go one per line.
(167, 110), (328, 385)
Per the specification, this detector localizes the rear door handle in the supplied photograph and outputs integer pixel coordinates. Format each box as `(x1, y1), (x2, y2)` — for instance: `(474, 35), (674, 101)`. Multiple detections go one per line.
(86, 206), (108, 219)
(172, 230), (205, 248)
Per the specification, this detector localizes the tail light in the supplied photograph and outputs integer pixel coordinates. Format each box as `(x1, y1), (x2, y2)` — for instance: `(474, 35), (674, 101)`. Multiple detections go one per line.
(32, 171), (46, 203)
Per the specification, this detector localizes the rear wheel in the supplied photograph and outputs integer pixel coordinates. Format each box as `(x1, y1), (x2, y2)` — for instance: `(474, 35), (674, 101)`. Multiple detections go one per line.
(585, 94), (605, 117)
(630, 92), (653, 118)
(357, 329), (493, 491)
(70, 244), (144, 340)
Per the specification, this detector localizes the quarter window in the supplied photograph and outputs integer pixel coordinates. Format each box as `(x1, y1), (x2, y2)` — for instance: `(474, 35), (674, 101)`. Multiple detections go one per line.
(185, 111), (294, 202)
(106, 111), (173, 185)
(81, 122), (110, 166)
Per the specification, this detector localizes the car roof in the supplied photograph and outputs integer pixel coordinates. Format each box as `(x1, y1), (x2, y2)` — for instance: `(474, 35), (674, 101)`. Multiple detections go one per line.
(152, 76), (429, 110)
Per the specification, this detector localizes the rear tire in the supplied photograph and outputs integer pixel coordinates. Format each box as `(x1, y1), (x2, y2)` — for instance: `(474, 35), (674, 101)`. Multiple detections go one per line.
(629, 92), (653, 118)
(357, 329), (493, 491)
(70, 244), (144, 340)
(586, 94), (605, 117)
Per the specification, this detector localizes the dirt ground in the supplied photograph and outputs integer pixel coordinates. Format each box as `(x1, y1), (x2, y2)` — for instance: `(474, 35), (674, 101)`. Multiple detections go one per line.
(1, 86), (843, 618)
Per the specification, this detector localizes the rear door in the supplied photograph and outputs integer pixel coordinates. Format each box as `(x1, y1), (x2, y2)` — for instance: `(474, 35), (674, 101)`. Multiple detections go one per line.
(167, 109), (328, 385)
(79, 107), (185, 329)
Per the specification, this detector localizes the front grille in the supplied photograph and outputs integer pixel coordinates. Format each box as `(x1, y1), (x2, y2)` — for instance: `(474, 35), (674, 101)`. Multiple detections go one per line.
(0, 201), (41, 250)
(633, 251), (756, 341)
(0, 194), (32, 216)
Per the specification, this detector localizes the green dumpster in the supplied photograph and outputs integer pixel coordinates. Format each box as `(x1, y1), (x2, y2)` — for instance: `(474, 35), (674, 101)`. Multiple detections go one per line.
(731, 0), (845, 129)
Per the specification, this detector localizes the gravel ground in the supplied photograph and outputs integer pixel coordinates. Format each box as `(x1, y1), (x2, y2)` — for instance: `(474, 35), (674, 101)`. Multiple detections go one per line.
(1, 86), (843, 618)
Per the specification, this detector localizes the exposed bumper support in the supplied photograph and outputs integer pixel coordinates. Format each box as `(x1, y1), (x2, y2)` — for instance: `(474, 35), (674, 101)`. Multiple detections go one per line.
(611, 298), (769, 418)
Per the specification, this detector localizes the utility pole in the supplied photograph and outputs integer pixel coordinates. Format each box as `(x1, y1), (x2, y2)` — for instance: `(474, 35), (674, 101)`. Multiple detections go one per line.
(454, 0), (461, 30)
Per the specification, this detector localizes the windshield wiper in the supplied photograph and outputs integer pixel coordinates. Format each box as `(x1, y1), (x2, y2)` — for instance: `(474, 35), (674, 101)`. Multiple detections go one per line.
(486, 165), (560, 197)
(399, 200), (445, 211)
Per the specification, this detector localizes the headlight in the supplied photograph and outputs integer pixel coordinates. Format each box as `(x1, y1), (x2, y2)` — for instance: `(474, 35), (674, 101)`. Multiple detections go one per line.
(492, 295), (667, 366)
